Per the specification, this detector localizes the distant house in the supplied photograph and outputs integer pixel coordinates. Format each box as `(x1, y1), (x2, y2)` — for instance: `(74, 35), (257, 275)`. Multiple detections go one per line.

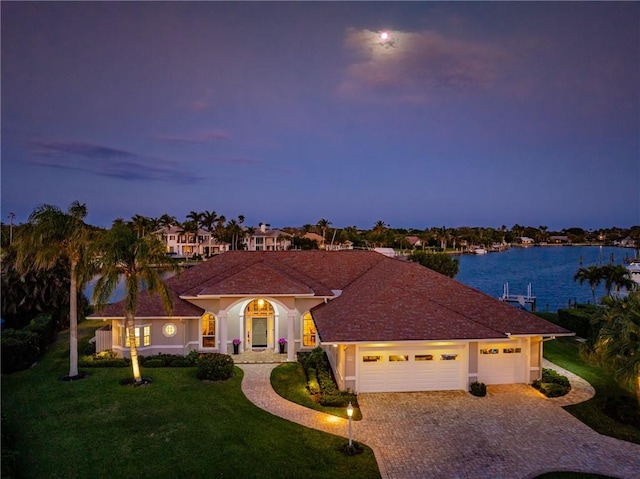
(90, 251), (571, 393)
(520, 237), (535, 245)
(243, 223), (292, 251)
(303, 232), (325, 248)
(549, 235), (570, 244)
(406, 236), (422, 248)
(157, 226), (229, 257)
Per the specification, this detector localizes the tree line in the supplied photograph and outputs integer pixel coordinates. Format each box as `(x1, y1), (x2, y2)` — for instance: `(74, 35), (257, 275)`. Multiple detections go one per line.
(3, 211), (639, 251)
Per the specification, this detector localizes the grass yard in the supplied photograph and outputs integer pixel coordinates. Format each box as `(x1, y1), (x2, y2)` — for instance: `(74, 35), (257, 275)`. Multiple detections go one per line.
(270, 363), (363, 420)
(2, 322), (381, 479)
(544, 337), (640, 444)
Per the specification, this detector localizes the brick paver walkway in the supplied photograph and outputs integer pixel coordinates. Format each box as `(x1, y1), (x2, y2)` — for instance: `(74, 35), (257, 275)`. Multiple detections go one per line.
(240, 362), (640, 479)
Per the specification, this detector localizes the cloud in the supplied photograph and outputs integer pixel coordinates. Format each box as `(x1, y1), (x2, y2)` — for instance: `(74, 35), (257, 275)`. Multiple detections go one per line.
(27, 140), (202, 184)
(157, 129), (230, 145)
(339, 28), (505, 102)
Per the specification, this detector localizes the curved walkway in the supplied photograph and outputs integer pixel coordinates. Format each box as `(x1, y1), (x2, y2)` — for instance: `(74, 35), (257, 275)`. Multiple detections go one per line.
(240, 363), (640, 479)
(542, 358), (596, 406)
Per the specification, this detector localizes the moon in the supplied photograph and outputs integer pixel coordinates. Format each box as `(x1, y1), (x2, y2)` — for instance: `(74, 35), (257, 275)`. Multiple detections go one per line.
(380, 32), (389, 41)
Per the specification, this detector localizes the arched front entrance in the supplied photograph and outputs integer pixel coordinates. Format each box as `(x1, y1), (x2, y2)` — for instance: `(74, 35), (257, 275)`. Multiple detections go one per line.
(244, 299), (275, 350)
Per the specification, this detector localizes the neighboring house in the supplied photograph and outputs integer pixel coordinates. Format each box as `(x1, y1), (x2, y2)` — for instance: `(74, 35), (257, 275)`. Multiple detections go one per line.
(549, 235), (570, 244)
(243, 224), (292, 251)
(520, 237), (535, 245)
(303, 232), (325, 248)
(157, 226), (229, 257)
(405, 236), (422, 248)
(90, 250), (571, 393)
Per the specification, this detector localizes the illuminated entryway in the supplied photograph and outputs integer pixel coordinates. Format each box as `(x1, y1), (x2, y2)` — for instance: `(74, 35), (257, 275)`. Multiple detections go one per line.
(245, 299), (274, 350)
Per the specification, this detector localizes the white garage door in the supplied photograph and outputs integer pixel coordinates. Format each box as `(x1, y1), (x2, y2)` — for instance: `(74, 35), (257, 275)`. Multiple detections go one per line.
(477, 342), (525, 384)
(357, 345), (465, 393)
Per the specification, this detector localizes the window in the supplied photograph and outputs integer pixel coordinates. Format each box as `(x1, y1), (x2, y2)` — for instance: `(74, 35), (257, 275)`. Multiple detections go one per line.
(163, 323), (177, 338)
(302, 312), (317, 347)
(125, 325), (151, 347)
(415, 354), (433, 361)
(202, 313), (216, 348)
(503, 348), (521, 354)
(389, 355), (409, 362)
(441, 354), (458, 360)
(363, 355), (382, 362)
(480, 348), (499, 355)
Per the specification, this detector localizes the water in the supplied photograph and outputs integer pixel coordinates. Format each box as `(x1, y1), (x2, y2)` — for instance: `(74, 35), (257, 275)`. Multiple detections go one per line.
(456, 246), (636, 312)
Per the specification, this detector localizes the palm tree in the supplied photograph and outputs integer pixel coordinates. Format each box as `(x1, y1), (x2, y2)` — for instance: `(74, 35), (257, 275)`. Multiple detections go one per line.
(590, 293), (640, 406)
(573, 265), (603, 304)
(15, 201), (93, 378)
(92, 222), (180, 383)
(158, 213), (177, 228)
(316, 218), (331, 247)
(602, 264), (636, 296)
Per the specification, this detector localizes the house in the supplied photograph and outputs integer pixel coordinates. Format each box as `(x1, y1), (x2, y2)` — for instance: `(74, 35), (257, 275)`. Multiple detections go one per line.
(243, 224), (292, 251)
(549, 235), (570, 244)
(519, 237), (535, 245)
(158, 226), (229, 257)
(90, 250), (571, 393)
(405, 236), (422, 248)
(302, 232), (326, 248)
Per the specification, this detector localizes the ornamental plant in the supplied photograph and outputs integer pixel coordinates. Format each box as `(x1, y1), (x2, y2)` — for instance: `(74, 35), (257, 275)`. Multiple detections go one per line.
(278, 338), (287, 344)
(232, 338), (241, 345)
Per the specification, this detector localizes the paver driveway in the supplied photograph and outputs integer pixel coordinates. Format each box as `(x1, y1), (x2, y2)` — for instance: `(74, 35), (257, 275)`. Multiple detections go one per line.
(240, 363), (640, 479)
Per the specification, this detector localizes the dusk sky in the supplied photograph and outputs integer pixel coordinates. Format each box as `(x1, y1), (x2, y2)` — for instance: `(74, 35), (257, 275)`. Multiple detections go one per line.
(2, 2), (639, 231)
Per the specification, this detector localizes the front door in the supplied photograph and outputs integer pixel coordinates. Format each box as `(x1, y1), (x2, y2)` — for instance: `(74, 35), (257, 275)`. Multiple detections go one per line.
(252, 317), (268, 348)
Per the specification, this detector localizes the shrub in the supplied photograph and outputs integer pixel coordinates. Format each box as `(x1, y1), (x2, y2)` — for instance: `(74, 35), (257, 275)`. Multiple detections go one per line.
(1, 329), (40, 374)
(469, 381), (487, 397)
(186, 350), (201, 365)
(307, 368), (320, 395)
(556, 308), (595, 339)
(319, 391), (357, 407)
(144, 359), (165, 368)
(532, 368), (571, 397)
(79, 351), (129, 368)
(82, 342), (97, 355)
(196, 353), (234, 381)
(169, 358), (192, 367)
(26, 315), (56, 351)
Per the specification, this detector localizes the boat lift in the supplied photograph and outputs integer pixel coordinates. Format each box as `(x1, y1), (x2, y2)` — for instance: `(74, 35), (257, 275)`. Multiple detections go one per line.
(499, 282), (537, 311)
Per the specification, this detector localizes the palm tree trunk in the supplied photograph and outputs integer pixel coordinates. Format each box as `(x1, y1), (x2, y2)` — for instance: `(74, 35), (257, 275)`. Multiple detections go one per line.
(69, 262), (79, 377)
(126, 312), (142, 383)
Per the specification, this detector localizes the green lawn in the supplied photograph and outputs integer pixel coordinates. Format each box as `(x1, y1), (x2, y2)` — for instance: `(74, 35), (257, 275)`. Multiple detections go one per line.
(270, 363), (363, 420)
(544, 337), (640, 444)
(2, 322), (380, 479)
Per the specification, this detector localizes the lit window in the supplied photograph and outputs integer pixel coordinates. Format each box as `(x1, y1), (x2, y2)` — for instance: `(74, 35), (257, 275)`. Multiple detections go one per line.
(415, 354), (433, 361)
(125, 325), (151, 347)
(363, 355), (382, 362)
(441, 354), (458, 360)
(480, 348), (499, 355)
(389, 355), (408, 362)
(202, 313), (216, 348)
(302, 312), (316, 347)
(163, 323), (177, 338)
(503, 348), (521, 354)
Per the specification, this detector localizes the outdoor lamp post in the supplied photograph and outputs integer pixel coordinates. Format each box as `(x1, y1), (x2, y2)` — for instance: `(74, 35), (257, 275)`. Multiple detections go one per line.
(346, 401), (354, 447)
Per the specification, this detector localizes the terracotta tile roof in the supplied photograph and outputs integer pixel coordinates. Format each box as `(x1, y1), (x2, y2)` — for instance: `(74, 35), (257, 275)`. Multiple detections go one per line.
(90, 288), (203, 318)
(90, 250), (570, 342)
(311, 257), (570, 342)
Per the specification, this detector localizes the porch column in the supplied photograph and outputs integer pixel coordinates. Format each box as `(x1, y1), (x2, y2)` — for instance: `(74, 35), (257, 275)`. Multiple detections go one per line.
(219, 311), (228, 354)
(287, 310), (296, 362)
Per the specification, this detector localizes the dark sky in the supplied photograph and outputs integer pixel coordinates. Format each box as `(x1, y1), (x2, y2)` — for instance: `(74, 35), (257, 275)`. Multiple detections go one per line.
(2, 2), (638, 230)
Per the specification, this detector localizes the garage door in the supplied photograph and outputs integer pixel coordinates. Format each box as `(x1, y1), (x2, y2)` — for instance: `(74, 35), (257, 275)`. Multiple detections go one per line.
(357, 345), (464, 393)
(477, 342), (525, 384)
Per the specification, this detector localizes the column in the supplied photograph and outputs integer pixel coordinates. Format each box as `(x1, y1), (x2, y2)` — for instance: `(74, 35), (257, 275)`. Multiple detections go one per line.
(287, 310), (297, 362)
(219, 311), (228, 354)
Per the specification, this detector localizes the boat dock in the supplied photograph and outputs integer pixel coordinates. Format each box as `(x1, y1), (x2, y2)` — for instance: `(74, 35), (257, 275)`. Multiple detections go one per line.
(499, 282), (537, 311)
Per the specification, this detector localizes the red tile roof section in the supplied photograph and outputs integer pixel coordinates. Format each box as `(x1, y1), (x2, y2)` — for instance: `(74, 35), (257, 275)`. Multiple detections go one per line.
(311, 256), (570, 342)
(91, 288), (203, 318)
(91, 250), (570, 342)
